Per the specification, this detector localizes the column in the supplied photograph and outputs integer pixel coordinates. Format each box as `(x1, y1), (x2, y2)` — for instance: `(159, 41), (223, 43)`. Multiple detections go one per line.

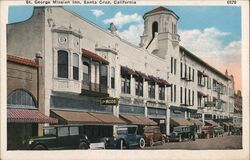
(202, 113), (205, 126)
(166, 107), (170, 135)
(184, 111), (187, 119)
(188, 112), (191, 119)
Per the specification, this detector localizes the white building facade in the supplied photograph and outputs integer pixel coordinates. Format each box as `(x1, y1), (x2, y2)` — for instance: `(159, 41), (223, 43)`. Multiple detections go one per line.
(7, 6), (238, 136)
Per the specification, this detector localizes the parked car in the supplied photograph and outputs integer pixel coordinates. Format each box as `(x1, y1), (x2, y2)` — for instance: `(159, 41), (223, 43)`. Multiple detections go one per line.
(167, 126), (194, 142)
(231, 126), (242, 135)
(200, 126), (214, 139)
(27, 126), (90, 150)
(213, 126), (224, 137)
(143, 126), (165, 146)
(105, 125), (146, 149)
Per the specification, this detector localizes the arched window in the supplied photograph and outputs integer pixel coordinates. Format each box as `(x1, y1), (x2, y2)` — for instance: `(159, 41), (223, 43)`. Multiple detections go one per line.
(58, 50), (68, 78)
(73, 53), (79, 80)
(152, 22), (158, 38)
(7, 89), (36, 108)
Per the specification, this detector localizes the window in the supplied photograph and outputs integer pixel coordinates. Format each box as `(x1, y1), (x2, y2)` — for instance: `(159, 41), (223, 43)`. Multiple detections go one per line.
(73, 53), (79, 80)
(152, 22), (158, 38)
(121, 74), (130, 94)
(192, 69), (195, 81)
(111, 67), (115, 89)
(188, 67), (191, 80)
(44, 128), (56, 136)
(170, 85), (173, 102)
(159, 86), (165, 100)
(188, 89), (191, 105)
(148, 81), (155, 99)
(180, 87), (183, 104)
(135, 79), (143, 97)
(198, 71), (205, 86)
(174, 59), (177, 74)
(100, 65), (108, 90)
(184, 64), (187, 78)
(7, 89), (36, 108)
(171, 57), (173, 74)
(58, 50), (68, 78)
(197, 92), (202, 107)
(58, 127), (69, 137)
(70, 127), (79, 136)
(83, 63), (90, 85)
(180, 62), (183, 78)
(174, 85), (176, 102)
(192, 91), (194, 106)
(184, 88), (187, 105)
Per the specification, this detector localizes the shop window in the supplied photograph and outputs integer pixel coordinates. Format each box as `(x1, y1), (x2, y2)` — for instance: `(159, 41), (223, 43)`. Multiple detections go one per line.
(135, 79), (143, 97)
(58, 50), (68, 78)
(73, 53), (79, 80)
(148, 81), (155, 99)
(159, 86), (165, 100)
(121, 74), (130, 94)
(7, 89), (36, 108)
(111, 67), (115, 89)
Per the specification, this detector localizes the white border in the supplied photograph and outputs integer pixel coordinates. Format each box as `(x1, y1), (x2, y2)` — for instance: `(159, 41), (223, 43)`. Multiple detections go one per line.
(0, 0), (249, 160)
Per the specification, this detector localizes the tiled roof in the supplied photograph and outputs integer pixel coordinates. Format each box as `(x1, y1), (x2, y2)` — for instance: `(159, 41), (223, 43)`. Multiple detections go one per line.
(7, 55), (38, 68)
(144, 6), (179, 19)
(82, 49), (109, 65)
(7, 108), (58, 123)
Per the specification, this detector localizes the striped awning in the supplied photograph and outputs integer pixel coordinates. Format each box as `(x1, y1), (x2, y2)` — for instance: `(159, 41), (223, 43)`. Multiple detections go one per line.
(205, 120), (219, 126)
(170, 118), (193, 126)
(7, 108), (58, 124)
(189, 119), (203, 126)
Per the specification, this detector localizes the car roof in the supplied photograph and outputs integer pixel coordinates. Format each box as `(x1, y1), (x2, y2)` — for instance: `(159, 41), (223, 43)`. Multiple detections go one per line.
(144, 126), (160, 129)
(117, 125), (138, 128)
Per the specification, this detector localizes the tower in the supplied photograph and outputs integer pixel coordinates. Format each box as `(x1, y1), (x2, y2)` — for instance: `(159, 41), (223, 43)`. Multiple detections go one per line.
(140, 7), (180, 59)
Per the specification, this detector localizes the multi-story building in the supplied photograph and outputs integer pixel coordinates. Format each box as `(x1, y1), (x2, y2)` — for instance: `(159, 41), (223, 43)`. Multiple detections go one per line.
(7, 6), (240, 142)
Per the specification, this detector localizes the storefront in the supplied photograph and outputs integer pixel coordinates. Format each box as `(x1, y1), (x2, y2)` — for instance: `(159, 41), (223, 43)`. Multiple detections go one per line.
(147, 107), (167, 133)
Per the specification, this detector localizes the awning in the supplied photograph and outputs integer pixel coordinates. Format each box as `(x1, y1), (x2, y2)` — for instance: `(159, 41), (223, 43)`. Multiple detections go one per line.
(205, 120), (219, 126)
(51, 110), (125, 125)
(198, 91), (208, 97)
(121, 66), (137, 75)
(51, 110), (101, 124)
(156, 77), (171, 87)
(82, 48), (109, 65)
(135, 70), (150, 80)
(222, 122), (231, 126)
(189, 119), (203, 126)
(89, 112), (125, 124)
(170, 118), (193, 126)
(120, 114), (157, 126)
(8, 108), (58, 124)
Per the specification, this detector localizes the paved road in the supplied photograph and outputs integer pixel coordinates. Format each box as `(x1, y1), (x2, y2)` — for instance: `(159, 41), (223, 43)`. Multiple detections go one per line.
(144, 135), (242, 150)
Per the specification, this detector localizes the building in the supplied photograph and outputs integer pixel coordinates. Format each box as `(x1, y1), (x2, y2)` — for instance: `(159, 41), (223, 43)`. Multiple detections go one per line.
(7, 6), (241, 142)
(7, 54), (57, 150)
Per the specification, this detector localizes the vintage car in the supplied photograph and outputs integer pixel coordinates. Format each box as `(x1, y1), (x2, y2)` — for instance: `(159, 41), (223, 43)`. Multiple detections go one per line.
(27, 126), (90, 150)
(167, 126), (195, 142)
(200, 126), (214, 139)
(105, 125), (146, 149)
(213, 126), (224, 137)
(231, 126), (242, 135)
(143, 126), (165, 146)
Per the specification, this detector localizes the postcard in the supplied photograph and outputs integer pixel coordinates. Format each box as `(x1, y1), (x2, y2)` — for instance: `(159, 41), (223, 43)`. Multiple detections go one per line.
(0, 0), (249, 160)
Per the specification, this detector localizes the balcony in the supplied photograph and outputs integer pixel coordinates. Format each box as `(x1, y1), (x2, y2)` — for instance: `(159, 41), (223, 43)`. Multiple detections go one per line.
(81, 81), (108, 97)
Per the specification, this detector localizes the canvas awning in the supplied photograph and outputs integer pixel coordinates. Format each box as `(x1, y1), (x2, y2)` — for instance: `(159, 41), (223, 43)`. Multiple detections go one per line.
(121, 66), (137, 75)
(188, 119), (203, 126)
(205, 120), (219, 126)
(51, 110), (125, 125)
(120, 114), (157, 126)
(8, 108), (58, 124)
(170, 118), (193, 126)
(89, 112), (125, 124)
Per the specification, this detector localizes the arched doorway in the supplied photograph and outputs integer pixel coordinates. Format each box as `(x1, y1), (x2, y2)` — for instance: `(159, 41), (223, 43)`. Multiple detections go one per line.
(152, 22), (158, 38)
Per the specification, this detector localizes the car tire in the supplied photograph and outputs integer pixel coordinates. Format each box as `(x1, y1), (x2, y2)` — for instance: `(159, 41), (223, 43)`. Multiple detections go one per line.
(79, 142), (88, 149)
(33, 144), (46, 150)
(149, 138), (154, 147)
(161, 137), (165, 144)
(138, 138), (145, 149)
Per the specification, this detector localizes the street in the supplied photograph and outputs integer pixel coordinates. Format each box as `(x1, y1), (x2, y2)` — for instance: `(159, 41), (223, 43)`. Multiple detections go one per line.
(143, 135), (242, 150)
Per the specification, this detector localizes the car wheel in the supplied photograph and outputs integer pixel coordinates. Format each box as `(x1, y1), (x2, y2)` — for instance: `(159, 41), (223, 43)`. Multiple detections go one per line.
(79, 142), (88, 149)
(138, 138), (145, 149)
(33, 144), (46, 150)
(179, 135), (182, 142)
(149, 138), (154, 147)
(161, 137), (165, 144)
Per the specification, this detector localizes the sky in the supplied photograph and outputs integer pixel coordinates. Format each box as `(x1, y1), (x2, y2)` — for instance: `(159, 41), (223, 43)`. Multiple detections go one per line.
(8, 6), (242, 91)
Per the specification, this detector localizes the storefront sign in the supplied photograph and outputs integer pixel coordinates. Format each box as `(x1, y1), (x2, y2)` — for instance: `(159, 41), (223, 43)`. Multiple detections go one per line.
(100, 98), (119, 105)
(204, 101), (214, 107)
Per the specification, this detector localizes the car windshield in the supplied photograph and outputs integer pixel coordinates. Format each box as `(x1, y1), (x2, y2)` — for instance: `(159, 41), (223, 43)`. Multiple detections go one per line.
(117, 127), (128, 135)
(44, 128), (56, 136)
(144, 129), (153, 133)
